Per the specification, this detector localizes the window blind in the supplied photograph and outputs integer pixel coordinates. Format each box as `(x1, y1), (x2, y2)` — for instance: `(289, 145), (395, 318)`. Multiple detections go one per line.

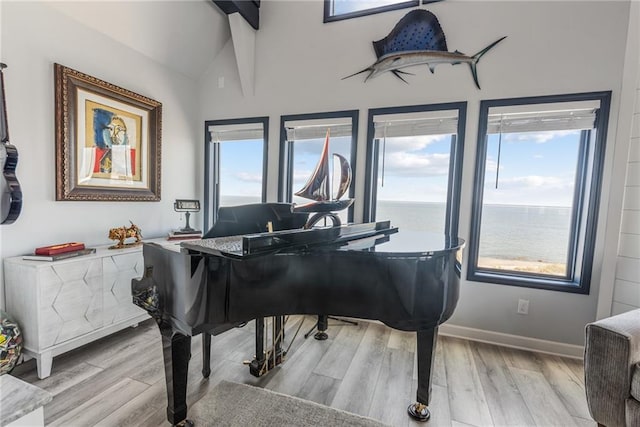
(373, 110), (459, 138)
(284, 117), (353, 141)
(487, 100), (601, 134)
(208, 122), (264, 142)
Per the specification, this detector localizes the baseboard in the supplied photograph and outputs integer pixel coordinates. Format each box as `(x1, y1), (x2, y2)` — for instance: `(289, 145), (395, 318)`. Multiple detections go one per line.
(439, 323), (585, 359)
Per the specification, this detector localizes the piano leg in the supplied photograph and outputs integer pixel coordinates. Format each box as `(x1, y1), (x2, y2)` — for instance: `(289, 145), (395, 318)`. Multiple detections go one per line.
(303, 315), (329, 340)
(408, 326), (439, 422)
(304, 315), (357, 340)
(315, 315), (329, 340)
(249, 318), (265, 376)
(159, 321), (193, 427)
(275, 315), (284, 356)
(202, 333), (211, 378)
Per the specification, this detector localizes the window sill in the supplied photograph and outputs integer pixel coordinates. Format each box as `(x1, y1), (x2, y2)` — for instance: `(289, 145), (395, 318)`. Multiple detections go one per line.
(467, 269), (588, 294)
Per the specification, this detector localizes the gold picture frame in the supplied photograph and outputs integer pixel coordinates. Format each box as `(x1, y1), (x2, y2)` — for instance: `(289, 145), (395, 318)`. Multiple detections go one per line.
(55, 63), (162, 201)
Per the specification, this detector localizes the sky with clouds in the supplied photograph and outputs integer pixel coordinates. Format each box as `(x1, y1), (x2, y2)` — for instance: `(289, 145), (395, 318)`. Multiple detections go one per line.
(374, 129), (580, 207)
(216, 129), (581, 208)
(219, 140), (264, 199)
(482, 130), (580, 207)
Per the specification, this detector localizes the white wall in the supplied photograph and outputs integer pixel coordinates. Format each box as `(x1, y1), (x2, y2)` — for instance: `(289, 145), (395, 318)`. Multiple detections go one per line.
(595, 0), (640, 321)
(612, 87), (640, 314)
(0, 2), (201, 308)
(199, 1), (632, 346)
(611, 9), (640, 315)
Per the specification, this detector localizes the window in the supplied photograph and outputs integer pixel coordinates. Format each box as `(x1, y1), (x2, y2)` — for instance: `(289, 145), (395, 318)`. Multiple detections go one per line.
(468, 92), (611, 293)
(279, 111), (358, 224)
(204, 117), (268, 231)
(324, 0), (418, 22)
(364, 103), (466, 238)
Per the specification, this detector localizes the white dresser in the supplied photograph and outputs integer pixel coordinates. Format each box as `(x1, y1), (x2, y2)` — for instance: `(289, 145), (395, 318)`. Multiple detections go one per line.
(3, 242), (159, 379)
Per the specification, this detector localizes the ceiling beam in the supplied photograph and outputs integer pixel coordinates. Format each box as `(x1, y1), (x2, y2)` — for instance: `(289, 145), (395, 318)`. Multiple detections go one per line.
(212, 0), (260, 30)
(228, 13), (256, 97)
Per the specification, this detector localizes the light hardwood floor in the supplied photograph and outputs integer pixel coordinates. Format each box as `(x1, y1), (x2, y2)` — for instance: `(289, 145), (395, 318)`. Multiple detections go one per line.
(13, 316), (595, 427)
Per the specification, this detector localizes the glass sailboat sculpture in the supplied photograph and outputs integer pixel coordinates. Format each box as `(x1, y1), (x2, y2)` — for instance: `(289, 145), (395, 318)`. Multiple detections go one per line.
(292, 129), (354, 214)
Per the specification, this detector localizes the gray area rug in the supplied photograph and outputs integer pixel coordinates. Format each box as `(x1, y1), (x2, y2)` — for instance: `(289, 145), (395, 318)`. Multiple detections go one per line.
(189, 380), (389, 426)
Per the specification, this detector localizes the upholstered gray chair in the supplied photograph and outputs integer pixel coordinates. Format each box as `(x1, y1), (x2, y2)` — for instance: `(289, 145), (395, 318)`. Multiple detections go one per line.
(584, 309), (640, 427)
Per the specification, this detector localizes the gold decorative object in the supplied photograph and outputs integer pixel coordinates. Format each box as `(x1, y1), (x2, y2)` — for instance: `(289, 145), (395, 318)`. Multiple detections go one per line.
(108, 221), (142, 249)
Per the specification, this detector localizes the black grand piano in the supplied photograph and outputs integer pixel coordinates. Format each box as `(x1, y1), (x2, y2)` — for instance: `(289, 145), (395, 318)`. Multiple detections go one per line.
(131, 203), (464, 426)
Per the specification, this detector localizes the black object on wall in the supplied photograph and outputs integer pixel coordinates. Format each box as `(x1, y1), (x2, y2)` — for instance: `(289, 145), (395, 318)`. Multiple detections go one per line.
(0, 63), (23, 225)
(212, 0), (260, 30)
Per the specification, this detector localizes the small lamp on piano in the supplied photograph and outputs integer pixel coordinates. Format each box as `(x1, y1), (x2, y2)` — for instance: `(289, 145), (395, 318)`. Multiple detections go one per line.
(172, 199), (201, 237)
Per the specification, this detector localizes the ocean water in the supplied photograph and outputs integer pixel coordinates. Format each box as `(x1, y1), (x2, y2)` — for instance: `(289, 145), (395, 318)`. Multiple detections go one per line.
(220, 196), (571, 264)
(377, 200), (571, 264)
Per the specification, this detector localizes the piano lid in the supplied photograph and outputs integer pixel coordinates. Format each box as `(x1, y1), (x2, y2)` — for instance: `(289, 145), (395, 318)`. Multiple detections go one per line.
(180, 221), (464, 260)
(354, 231), (465, 257)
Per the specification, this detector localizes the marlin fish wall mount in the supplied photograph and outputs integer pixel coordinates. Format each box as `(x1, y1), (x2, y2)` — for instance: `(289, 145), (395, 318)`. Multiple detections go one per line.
(343, 9), (506, 89)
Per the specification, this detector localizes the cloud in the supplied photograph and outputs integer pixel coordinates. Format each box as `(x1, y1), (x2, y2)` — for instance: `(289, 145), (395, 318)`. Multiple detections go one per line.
(293, 136), (352, 156)
(294, 140), (324, 155)
(291, 170), (318, 191)
(375, 135), (451, 177)
(491, 175), (573, 189)
(293, 170), (314, 181)
(504, 130), (580, 144)
(382, 135), (448, 153)
(484, 175), (575, 206)
(234, 172), (263, 183)
(485, 157), (499, 173)
(383, 151), (450, 177)
(482, 175), (576, 207)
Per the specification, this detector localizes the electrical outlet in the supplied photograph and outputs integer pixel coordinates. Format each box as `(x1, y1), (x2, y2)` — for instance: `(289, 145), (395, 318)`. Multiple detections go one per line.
(218, 76), (225, 89)
(517, 299), (529, 315)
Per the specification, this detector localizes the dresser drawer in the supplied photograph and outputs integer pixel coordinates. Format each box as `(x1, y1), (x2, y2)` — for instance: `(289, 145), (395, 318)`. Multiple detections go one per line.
(103, 252), (146, 325)
(36, 259), (103, 348)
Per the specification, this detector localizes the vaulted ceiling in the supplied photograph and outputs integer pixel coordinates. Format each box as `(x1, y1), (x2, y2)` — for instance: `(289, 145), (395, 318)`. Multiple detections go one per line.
(45, 0), (231, 80)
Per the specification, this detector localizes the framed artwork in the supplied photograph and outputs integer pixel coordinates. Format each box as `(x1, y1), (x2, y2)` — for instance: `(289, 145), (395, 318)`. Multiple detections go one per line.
(55, 63), (162, 201)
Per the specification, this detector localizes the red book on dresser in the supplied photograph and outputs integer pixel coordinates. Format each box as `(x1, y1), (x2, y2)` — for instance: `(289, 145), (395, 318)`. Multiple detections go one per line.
(35, 242), (85, 256)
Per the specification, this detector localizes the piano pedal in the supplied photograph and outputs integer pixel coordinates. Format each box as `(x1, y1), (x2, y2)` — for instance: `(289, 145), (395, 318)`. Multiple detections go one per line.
(407, 402), (431, 422)
(248, 351), (286, 377)
(241, 352), (286, 366)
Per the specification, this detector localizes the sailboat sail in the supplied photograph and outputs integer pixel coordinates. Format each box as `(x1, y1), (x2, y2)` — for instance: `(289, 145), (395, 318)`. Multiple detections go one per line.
(333, 153), (351, 201)
(292, 128), (354, 220)
(294, 130), (332, 201)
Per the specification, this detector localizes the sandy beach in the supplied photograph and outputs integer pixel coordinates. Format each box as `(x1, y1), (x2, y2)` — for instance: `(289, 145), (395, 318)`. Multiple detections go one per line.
(478, 257), (566, 276)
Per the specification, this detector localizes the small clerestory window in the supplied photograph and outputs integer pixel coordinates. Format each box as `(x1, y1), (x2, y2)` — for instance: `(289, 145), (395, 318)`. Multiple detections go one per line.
(324, 0), (431, 23)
